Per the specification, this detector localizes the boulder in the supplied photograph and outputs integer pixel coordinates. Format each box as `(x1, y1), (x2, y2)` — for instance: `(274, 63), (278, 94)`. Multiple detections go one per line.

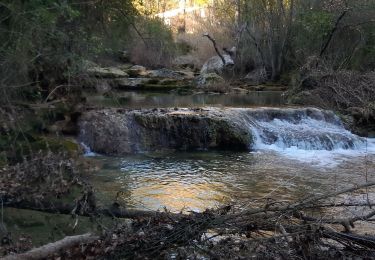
(87, 66), (128, 78)
(201, 54), (234, 74)
(78, 108), (252, 155)
(194, 73), (225, 87)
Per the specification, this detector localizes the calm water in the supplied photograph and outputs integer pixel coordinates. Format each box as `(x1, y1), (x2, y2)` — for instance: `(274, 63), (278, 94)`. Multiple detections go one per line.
(90, 150), (375, 212)
(85, 91), (286, 108)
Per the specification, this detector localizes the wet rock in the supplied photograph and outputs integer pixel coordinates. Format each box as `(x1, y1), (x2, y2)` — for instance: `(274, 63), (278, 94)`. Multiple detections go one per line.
(78, 108), (252, 155)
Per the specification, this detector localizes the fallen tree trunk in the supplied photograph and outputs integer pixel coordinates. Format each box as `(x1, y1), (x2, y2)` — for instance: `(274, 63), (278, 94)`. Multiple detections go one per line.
(3, 233), (99, 260)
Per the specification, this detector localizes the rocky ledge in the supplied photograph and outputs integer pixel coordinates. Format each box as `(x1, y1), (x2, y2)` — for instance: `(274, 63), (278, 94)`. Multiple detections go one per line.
(78, 108), (252, 155)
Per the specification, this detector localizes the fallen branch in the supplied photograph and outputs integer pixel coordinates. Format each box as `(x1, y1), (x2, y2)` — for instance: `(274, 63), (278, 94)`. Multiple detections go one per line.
(3, 199), (179, 219)
(3, 233), (99, 260)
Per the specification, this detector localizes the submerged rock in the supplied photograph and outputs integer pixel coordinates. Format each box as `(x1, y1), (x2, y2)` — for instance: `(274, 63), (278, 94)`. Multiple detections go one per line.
(78, 108), (252, 155)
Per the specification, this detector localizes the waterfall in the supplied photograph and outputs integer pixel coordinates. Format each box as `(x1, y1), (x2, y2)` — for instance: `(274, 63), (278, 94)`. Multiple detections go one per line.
(79, 107), (375, 165)
(228, 107), (375, 166)
(234, 108), (366, 150)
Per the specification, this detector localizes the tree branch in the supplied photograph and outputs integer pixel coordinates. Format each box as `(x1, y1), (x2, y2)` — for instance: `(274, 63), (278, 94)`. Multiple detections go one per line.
(203, 33), (226, 65)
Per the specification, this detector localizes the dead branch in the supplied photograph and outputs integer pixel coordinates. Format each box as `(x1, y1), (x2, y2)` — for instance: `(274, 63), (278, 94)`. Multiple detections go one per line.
(203, 33), (226, 65)
(3, 199), (180, 219)
(3, 233), (99, 260)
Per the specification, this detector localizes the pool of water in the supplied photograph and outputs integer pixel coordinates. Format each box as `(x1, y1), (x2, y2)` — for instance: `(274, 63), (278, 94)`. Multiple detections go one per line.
(90, 150), (375, 213)
(85, 91), (286, 108)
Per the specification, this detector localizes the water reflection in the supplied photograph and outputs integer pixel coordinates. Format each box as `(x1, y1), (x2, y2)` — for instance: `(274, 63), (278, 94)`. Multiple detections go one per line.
(85, 91), (286, 108)
(90, 151), (375, 212)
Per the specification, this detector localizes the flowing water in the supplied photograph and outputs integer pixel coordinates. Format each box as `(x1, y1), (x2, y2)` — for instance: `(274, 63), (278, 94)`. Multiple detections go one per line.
(86, 92), (375, 213)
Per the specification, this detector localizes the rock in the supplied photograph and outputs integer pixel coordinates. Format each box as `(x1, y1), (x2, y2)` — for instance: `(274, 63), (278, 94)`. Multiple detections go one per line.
(194, 73), (225, 87)
(244, 68), (267, 85)
(78, 108), (252, 155)
(114, 78), (155, 89)
(87, 66), (128, 78)
(232, 87), (248, 94)
(127, 65), (148, 77)
(147, 68), (194, 80)
(201, 54), (234, 74)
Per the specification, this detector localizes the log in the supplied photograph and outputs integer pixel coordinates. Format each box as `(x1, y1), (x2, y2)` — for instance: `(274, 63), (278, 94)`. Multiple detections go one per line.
(3, 233), (99, 260)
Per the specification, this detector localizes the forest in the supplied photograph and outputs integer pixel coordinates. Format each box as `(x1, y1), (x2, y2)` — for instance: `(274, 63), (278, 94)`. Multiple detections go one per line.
(0, 0), (375, 259)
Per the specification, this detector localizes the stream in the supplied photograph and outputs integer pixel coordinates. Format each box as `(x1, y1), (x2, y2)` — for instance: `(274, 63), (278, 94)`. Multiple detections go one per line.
(85, 91), (375, 212)
(6, 91), (375, 246)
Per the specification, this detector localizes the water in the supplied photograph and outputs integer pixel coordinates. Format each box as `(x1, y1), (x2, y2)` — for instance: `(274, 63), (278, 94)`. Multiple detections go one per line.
(83, 94), (375, 213)
(90, 150), (375, 213)
(84, 91), (286, 108)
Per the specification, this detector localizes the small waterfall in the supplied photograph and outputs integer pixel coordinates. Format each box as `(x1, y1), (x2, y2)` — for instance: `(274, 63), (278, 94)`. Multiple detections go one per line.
(80, 142), (96, 157)
(226, 107), (375, 166)
(229, 107), (373, 152)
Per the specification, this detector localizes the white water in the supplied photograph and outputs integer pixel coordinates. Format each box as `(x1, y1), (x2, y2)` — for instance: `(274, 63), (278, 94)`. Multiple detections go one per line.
(234, 108), (375, 167)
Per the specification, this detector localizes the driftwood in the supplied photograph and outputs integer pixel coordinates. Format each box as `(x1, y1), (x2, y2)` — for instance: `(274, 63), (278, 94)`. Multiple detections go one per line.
(2, 181), (375, 259)
(3, 233), (99, 260)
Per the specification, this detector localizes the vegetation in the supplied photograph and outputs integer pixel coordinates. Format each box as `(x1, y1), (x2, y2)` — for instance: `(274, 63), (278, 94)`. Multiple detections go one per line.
(0, 0), (374, 259)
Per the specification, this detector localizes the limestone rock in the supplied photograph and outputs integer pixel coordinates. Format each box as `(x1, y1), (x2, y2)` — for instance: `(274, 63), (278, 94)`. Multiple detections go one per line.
(201, 54), (234, 74)
(78, 108), (252, 155)
(147, 68), (194, 80)
(87, 67), (128, 78)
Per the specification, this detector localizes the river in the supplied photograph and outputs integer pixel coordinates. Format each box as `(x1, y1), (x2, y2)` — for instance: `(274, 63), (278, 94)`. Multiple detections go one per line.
(85, 91), (375, 213)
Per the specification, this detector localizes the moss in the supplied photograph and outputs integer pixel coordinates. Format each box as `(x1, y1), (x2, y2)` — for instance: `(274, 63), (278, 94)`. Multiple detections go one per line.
(2, 132), (81, 164)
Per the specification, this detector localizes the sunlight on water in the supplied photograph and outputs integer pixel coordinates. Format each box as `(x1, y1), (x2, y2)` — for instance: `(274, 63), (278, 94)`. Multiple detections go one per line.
(89, 151), (375, 212)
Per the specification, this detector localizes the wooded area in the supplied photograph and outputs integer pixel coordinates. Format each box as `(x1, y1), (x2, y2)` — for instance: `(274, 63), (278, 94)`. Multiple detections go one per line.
(1, 0), (375, 259)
